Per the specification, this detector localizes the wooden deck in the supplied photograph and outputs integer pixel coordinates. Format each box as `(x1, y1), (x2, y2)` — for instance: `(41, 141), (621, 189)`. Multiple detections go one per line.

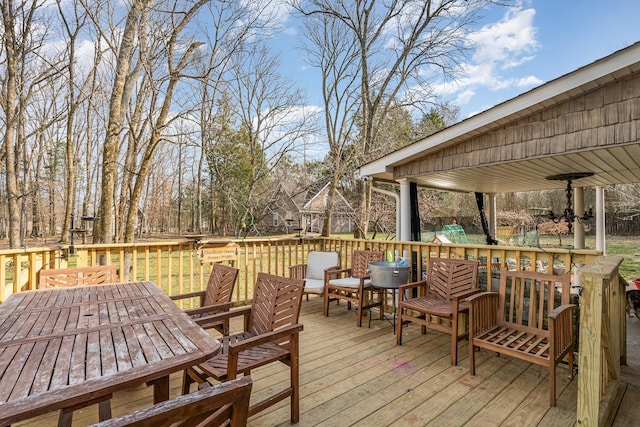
(15, 296), (640, 426)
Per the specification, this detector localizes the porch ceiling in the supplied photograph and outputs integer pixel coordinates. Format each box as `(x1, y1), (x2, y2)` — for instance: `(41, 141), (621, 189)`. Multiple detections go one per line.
(359, 41), (640, 194)
(405, 143), (640, 194)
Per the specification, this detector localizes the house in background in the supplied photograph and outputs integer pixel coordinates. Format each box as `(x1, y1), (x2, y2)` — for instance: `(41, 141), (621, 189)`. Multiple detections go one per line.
(265, 182), (355, 235)
(264, 184), (300, 234)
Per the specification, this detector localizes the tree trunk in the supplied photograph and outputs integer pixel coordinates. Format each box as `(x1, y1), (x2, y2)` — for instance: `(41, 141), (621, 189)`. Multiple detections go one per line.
(321, 178), (339, 237)
(2, 4), (22, 248)
(61, 52), (77, 244)
(96, 0), (149, 243)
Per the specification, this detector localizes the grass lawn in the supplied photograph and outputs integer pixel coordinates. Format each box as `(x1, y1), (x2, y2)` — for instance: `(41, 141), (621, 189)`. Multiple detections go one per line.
(599, 235), (640, 281)
(461, 233), (639, 281)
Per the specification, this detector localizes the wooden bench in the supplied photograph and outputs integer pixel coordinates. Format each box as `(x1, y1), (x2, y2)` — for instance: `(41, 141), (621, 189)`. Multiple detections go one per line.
(396, 258), (479, 366)
(39, 265), (118, 288)
(467, 269), (576, 406)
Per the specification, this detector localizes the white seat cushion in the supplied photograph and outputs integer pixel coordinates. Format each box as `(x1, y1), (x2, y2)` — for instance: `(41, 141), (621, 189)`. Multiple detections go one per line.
(303, 278), (325, 294)
(305, 251), (339, 280)
(328, 277), (370, 289)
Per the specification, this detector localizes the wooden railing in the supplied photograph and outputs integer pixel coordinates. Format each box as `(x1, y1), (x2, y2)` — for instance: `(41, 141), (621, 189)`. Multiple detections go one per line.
(4, 239), (628, 424)
(1, 237), (599, 306)
(576, 255), (627, 426)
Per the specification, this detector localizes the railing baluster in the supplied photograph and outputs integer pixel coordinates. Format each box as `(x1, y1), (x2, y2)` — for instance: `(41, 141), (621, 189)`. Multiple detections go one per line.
(1, 238), (599, 310)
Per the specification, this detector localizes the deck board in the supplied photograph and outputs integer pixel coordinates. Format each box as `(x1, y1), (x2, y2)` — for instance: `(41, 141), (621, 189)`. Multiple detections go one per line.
(15, 295), (640, 426)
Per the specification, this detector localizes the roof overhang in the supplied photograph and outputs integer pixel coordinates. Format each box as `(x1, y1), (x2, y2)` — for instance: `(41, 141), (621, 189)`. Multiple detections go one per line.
(358, 42), (640, 193)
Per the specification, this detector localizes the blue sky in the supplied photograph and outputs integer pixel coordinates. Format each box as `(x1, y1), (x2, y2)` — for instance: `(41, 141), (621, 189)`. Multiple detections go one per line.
(271, 1), (640, 121)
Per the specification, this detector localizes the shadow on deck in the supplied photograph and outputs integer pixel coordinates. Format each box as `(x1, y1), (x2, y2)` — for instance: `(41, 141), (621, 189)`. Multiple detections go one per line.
(16, 296), (640, 426)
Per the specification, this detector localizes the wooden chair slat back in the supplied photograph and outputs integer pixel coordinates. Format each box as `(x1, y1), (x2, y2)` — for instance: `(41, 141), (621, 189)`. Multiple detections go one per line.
(39, 265), (118, 289)
(498, 269), (571, 330)
(427, 258), (478, 300)
(351, 250), (383, 278)
(91, 376), (252, 427)
(204, 264), (239, 306)
(249, 273), (304, 336)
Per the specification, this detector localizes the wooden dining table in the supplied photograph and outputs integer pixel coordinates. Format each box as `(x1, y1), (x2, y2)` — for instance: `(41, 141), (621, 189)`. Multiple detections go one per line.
(0, 281), (221, 426)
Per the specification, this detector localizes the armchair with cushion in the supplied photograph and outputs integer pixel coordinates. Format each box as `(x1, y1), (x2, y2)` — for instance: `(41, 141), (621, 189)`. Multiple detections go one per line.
(289, 251), (340, 300)
(324, 250), (384, 327)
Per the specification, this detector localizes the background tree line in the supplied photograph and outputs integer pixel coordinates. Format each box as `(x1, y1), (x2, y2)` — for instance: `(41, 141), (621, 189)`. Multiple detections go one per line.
(2, 0), (638, 249)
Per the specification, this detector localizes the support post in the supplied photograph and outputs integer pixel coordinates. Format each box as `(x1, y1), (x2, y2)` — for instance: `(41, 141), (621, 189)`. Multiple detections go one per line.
(399, 179), (411, 242)
(596, 186), (606, 254)
(488, 193), (497, 242)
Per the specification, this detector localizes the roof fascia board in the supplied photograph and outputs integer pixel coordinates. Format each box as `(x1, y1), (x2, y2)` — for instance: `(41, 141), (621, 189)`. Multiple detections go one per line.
(359, 41), (640, 178)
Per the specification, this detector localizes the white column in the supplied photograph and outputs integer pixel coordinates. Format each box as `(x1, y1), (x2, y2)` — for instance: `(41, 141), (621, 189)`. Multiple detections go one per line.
(399, 179), (411, 242)
(596, 186), (606, 254)
(488, 193), (497, 240)
(574, 186), (585, 250)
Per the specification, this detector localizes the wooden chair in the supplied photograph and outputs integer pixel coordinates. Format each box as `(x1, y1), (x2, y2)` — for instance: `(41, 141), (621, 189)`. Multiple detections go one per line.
(90, 376), (252, 427)
(38, 265), (118, 289)
(324, 250), (384, 327)
(396, 258), (479, 366)
(183, 272), (304, 423)
(170, 263), (239, 335)
(289, 251), (340, 300)
(467, 269), (575, 406)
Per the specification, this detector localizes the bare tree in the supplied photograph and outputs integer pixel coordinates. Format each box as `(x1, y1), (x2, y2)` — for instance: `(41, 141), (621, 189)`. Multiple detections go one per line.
(226, 42), (317, 235)
(24, 78), (66, 241)
(121, 0), (211, 243)
(295, 0), (514, 238)
(609, 184), (640, 220)
(54, 0), (98, 243)
(1, 0), (57, 248)
(190, 0), (263, 234)
(86, 0), (209, 243)
(92, 0), (152, 243)
(300, 13), (360, 236)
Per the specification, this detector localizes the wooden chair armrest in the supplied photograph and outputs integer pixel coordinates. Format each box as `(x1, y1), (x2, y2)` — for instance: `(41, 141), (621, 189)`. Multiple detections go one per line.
(548, 304), (576, 359)
(548, 303), (576, 319)
(289, 263), (306, 269)
(288, 264), (307, 280)
(466, 291), (498, 304)
(184, 302), (234, 317)
(451, 288), (481, 301)
(170, 290), (206, 302)
(467, 292), (500, 336)
(399, 280), (427, 294)
(228, 324), (304, 354)
(326, 267), (352, 280)
(194, 306), (251, 328)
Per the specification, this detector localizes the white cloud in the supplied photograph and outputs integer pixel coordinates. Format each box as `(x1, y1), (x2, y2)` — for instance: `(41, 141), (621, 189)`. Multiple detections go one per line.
(470, 8), (539, 66)
(436, 7), (542, 116)
(516, 75), (543, 87)
(454, 89), (475, 106)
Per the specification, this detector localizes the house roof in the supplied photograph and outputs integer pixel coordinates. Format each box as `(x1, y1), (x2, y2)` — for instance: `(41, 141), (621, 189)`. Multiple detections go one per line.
(300, 182), (355, 213)
(358, 41), (640, 194)
(294, 182), (355, 214)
